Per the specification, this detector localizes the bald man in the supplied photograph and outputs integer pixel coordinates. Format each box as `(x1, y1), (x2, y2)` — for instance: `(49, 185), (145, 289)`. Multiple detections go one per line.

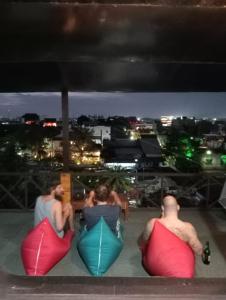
(142, 195), (203, 255)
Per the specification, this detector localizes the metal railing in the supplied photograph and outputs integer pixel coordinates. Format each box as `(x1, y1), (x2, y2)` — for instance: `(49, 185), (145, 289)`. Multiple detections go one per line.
(0, 171), (225, 210)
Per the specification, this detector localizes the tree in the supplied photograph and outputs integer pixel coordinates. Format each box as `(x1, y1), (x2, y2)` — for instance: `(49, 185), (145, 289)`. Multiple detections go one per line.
(164, 133), (202, 172)
(100, 167), (132, 193)
(196, 120), (213, 135)
(106, 116), (131, 139)
(70, 127), (99, 164)
(77, 115), (91, 126)
(15, 125), (48, 160)
(0, 135), (27, 171)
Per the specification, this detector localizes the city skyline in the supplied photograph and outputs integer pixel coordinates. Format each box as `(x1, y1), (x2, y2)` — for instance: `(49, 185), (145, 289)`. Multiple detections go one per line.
(0, 92), (226, 119)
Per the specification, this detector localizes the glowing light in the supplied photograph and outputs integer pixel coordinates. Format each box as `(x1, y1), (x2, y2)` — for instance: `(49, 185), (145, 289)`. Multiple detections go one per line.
(43, 122), (57, 127)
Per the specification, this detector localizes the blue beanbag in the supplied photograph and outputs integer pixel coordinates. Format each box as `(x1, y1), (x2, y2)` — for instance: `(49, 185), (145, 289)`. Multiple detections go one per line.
(77, 217), (123, 276)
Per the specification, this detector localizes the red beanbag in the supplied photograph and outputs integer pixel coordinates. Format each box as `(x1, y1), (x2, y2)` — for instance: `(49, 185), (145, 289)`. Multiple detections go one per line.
(21, 218), (74, 276)
(143, 221), (195, 278)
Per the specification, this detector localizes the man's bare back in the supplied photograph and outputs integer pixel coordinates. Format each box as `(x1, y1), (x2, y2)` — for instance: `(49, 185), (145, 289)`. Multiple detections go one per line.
(142, 195), (203, 255)
(159, 218), (192, 242)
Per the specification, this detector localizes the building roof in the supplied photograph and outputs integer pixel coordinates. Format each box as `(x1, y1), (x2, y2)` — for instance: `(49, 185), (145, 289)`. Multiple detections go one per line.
(103, 137), (162, 162)
(140, 138), (162, 157)
(1, 1), (226, 92)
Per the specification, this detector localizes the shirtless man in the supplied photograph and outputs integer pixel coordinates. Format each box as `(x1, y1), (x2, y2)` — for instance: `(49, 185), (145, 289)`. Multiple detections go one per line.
(142, 195), (203, 255)
(34, 182), (74, 237)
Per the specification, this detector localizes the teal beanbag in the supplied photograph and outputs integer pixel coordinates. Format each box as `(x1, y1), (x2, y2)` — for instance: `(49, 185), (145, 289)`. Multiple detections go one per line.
(77, 217), (123, 276)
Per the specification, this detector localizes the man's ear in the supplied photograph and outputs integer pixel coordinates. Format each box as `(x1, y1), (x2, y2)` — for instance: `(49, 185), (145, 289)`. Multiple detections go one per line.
(161, 205), (164, 212)
(177, 204), (180, 211)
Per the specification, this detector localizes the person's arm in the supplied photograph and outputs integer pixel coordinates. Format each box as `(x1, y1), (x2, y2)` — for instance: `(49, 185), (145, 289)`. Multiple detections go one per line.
(187, 223), (203, 255)
(142, 218), (156, 242)
(84, 190), (95, 207)
(110, 190), (122, 207)
(53, 201), (69, 232)
(138, 218), (156, 252)
(63, 202), (75, 231)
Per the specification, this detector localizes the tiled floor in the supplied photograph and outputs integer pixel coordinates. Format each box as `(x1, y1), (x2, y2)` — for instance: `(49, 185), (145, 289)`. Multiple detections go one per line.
(0, 208), (226, 277)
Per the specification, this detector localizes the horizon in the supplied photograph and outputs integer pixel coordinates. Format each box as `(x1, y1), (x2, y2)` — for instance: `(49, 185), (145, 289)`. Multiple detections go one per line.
(0, 92), (226, 119)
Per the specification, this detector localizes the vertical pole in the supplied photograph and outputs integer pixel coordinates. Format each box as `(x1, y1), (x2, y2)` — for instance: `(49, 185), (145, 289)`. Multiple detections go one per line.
(61, 90), (72, 224)
(62, 89), (70, 171)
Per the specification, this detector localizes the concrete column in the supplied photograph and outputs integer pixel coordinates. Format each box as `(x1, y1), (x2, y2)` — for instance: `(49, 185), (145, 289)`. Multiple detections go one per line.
(61, 89), (70, 171)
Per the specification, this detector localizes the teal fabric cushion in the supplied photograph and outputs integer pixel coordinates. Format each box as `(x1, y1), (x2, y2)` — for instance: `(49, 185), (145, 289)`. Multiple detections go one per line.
(77, 217), (123, 276)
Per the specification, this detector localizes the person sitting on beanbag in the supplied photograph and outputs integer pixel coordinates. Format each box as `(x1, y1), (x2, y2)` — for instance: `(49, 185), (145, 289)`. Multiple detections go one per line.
(21, 181), (75, 276)
(34, 181), (74, 237)
(77, 184), (123, 276)
(140, 195), (203, 278)
(82, 184), (121, 236)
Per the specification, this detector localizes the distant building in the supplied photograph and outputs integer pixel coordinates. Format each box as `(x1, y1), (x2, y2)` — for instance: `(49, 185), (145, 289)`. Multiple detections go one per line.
(103, 136), (162, 170)
(203, 134), (224, 150)
(86, 125), (111, 145)
(160, 116), (174, 127)
(0, 118), (10, 125)
(42, 118), (57, 127)
(172, 116), (195, 131)
(127, 116), (140, 129)
(103, 139), (140, 170)
(139, 136), (162, 169)
(136, 121), (156, 136)
(51, 133), (101, 165)
(21, 113), (40, 125)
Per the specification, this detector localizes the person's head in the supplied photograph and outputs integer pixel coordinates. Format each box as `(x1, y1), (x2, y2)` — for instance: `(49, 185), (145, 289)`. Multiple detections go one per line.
(161, 194), (180, 217)
(43, 181), (64, 201)
(94, 184), (110, 202)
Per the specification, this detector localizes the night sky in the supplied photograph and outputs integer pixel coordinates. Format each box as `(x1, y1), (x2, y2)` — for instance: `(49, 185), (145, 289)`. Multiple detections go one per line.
(0, 92), (226, 119)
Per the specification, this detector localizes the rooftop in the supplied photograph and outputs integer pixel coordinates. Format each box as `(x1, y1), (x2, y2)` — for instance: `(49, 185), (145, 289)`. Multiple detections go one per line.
(1, 208), (226, 277)
(2, 208), (226, 299)
(1, 1), (226, 92)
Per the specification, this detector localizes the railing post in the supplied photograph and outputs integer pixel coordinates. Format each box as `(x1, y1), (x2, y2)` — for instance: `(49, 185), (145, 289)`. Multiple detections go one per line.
(62, 89), (70, 172)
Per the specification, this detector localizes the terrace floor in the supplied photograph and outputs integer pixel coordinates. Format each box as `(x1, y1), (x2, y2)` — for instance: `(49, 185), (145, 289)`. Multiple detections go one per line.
(0, 208), (226, 277)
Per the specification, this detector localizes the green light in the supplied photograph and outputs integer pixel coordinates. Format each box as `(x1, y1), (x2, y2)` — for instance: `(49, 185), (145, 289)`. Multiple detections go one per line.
(185, 149), (193, 158)
(221, 155), (226, 165)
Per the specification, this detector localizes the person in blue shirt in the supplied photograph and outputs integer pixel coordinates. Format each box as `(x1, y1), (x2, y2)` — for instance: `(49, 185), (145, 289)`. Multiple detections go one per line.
(83, 184), (121, 234)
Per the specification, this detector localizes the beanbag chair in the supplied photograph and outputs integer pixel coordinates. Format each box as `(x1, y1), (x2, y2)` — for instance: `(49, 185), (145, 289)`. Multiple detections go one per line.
(77, 217), (123, 276)
(143, 221), (195, 278)
(21, 218), (74, 276)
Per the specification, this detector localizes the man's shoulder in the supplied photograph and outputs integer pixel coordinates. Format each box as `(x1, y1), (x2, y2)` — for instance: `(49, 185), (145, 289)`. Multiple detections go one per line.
(146, 217), (159, 227)
(52, 200), (61, 209)
(179, 220), (196, 233)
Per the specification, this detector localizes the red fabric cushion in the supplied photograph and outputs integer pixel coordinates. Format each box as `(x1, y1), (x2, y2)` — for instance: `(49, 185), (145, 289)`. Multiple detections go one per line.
(143, 221), (195, 278)
(21, 218), (74, 276)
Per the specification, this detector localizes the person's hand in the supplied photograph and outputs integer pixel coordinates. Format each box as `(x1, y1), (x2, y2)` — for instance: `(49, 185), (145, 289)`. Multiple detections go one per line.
(63, 203), (72, 218)
(110, 190), (122, 206)
(84, 197), (95, 207)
